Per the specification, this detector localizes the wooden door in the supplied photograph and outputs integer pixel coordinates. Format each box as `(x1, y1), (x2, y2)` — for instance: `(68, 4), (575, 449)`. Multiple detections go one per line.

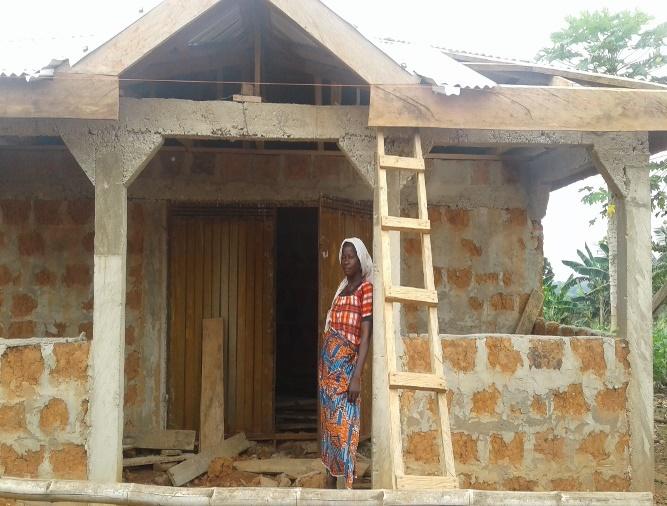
(318, 197), (373, 439)
(168, 208), (275, 437)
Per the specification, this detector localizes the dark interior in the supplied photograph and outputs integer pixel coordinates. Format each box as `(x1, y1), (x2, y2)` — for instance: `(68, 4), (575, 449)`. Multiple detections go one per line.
(274, 207), (319, 432)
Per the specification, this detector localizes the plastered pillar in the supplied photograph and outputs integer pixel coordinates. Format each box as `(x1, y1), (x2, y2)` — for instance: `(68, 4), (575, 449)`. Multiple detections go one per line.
(592, 133), (653, 492)
(90, 152), (128, 482)
(62, 126), (163, 482)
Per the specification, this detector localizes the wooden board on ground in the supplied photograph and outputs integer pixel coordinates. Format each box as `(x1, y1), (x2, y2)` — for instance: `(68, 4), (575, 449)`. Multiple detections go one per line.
(167, 433), (252, 486)
(129, 430), (196, 451)
(515, 288), (545, 334)
(200, 318), (225, 451)
(233, 457), (369, 479)
(123, 453), (194, 467)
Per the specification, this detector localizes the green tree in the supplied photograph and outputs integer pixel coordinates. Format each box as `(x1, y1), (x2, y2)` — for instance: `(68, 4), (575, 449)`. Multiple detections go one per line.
(537, 9), (667, 80)
(542, 259), (581, 324)
(561, 243), (611, 329)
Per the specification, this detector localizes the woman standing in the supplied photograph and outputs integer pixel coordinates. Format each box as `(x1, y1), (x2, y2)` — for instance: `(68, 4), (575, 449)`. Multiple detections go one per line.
(319, 237), (373, 489)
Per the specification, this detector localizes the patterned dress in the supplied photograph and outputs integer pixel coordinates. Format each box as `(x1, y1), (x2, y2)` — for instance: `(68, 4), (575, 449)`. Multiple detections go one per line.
(319, 280), (372, 488)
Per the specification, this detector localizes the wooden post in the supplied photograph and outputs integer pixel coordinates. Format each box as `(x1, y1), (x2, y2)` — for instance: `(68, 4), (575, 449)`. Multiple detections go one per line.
(200, 318), (225, 451)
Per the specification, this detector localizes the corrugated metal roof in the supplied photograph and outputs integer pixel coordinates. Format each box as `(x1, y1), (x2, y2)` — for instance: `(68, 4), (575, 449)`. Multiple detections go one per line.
(373, 39), (496, 95)
(0, 3), (160, 80)
(442, 48), (667, 90)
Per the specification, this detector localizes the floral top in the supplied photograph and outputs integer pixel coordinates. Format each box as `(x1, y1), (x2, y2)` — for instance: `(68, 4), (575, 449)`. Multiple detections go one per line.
(330, 280), (373, 346)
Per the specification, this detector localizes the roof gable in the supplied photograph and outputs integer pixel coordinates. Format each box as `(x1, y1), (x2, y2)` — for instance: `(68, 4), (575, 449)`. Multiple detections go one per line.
(72, 0), (417, 86)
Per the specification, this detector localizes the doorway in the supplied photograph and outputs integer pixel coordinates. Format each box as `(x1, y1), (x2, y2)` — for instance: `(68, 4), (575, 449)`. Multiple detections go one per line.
(274, 208), (319, 434)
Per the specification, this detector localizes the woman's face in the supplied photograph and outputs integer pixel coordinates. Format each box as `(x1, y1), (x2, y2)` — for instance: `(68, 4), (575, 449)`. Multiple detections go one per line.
(341, 243), (361, 278)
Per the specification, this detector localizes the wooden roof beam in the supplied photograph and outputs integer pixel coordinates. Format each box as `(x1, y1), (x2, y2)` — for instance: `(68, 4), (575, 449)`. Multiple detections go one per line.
(0, 76), (118, 120)
(369, 84), (667, 132)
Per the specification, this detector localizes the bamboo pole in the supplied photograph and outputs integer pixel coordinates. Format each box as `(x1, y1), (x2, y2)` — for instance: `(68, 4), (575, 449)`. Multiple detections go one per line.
(0, 477), (653, 505)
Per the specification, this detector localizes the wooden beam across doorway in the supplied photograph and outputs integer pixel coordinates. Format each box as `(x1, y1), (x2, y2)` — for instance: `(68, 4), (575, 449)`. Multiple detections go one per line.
(369, 84), (667, 132)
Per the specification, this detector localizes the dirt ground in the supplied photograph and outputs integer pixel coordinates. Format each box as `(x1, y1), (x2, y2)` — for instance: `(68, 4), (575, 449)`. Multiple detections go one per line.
(123, 438), (373, 490)
(656, 389), (667, 504)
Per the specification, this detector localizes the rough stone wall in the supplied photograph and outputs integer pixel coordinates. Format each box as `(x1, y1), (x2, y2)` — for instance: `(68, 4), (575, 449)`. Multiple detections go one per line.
(0, 337), (89, 479)
(402, 159), (543, 335)
(401, 334), (631, 491)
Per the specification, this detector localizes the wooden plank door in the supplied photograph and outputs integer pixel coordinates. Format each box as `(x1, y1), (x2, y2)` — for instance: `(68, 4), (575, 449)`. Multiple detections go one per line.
(168, 209), (275, 437)
(318, 197), (373, 439)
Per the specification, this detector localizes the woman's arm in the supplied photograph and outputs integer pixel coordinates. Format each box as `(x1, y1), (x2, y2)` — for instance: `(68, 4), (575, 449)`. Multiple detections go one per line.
(348, 319), (372, 402)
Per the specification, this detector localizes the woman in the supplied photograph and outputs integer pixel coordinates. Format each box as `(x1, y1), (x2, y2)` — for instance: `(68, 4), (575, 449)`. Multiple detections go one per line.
(319, 237), (373, 489)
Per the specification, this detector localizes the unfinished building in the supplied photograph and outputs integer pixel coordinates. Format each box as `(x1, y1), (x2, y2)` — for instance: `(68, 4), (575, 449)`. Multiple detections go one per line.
(0, 0), (665, 503)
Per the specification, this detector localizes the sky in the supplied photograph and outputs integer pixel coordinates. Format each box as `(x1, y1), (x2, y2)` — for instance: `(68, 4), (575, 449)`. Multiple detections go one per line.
(1, 0), (666, 279)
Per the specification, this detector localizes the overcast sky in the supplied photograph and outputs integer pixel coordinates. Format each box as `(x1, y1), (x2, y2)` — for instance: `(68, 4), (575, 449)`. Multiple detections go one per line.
(1, 0), (666, 279)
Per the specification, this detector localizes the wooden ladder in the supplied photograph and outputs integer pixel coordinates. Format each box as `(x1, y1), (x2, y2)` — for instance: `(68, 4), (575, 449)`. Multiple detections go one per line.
(376, 129), (458, 490)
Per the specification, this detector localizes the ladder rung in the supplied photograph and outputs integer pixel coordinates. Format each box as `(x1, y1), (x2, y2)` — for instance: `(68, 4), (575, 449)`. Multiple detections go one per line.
(396, 475), (459, 490)
(381, 216), (430, 233)
(389, 372), (447, 392)
(385, 286), (438, 306)
(379, 154), (425, 172)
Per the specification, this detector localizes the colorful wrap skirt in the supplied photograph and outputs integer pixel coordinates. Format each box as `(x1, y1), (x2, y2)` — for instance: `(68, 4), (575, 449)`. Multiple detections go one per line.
(319, 328), (361, 488)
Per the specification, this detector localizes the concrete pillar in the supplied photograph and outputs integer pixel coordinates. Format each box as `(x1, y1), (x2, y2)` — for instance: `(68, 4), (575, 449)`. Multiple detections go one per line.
(592, 134), (653, 492)
(61, 127), (163, 482)
(90, 151), (128, 482)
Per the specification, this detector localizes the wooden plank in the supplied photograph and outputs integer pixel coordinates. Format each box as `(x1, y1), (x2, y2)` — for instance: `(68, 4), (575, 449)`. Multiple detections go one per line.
(123, 453), (194, 468)
(244, 220), (256, 433)
(200, 318), (225, 452)
(251, 220), (262, 435)
(236, 220), (248, 434)
(202, 222), (213, 320)
(396, 475), (459, 490)
(261, 215), (275, 434)
(227, 219), (239, 433)
(129, 430), (196, 451)
(72, 0), (220, 75)
(515, 288), (545, 334)
(379, 155), (425, 172)
(167, 433), (252, 487)
(381, 216), (430, 233)
(369, 84), (667, 132)
(0, 77), (119, 120)
(234, 458), (322, 479)
(189, 221), (205, 431)
(183, 220), (197, 430)
(167, 218), (187, 429)
(388, 372), (447, 392)
(233, 458), (370, 480)
(232, 94), (262, 103)
(247, 433), (317, 441)
(385, 286), (438, 306)
(211, 221), (221, 318)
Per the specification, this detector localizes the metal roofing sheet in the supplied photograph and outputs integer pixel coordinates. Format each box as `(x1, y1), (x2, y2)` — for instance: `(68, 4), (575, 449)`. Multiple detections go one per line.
(373, 39), (496, 95)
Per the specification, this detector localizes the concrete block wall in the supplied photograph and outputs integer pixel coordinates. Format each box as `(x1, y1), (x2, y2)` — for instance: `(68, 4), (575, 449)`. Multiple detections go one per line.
(0, 337), (89, 479)
(402, 158), (543, 335)
(401, 334), (631, 491)
(0, 148), (374, 435)
(0, 198), (94, 339)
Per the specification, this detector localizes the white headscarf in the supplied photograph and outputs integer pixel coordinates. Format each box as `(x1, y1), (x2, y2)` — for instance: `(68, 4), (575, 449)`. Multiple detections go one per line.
(325, 237), (374, 331)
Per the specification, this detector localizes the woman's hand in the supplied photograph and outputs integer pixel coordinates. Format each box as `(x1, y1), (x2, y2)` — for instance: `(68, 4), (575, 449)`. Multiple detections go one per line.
(348, 375), (361, 403)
